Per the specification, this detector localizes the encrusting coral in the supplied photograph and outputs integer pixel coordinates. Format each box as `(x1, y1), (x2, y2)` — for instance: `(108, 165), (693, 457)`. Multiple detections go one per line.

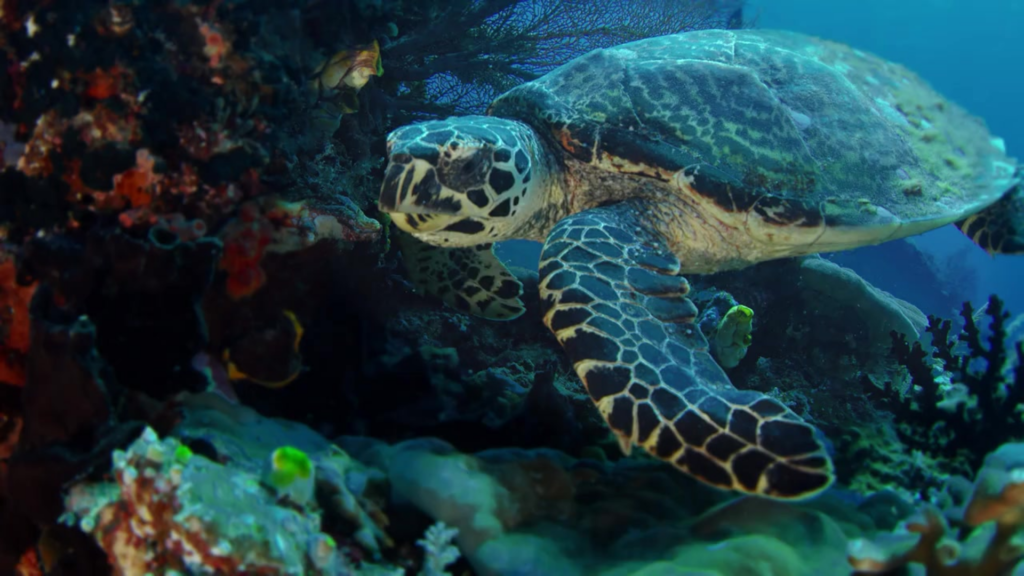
(170, 391), (393, 558)
(61, 427), (356, 575)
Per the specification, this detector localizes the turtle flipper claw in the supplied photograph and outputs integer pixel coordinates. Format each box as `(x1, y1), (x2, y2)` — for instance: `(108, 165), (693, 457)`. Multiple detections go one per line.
(396, 231), (525, 320)
(957, 178), (1024, 255)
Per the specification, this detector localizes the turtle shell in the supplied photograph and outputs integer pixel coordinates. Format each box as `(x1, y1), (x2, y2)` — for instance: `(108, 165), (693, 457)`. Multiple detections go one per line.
(487, 29), (1019, 249)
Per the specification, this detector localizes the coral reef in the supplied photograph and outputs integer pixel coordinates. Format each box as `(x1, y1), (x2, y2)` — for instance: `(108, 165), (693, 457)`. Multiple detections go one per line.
(848, 442), (1024, 575)
(169, 392), (392, 557)
(341, 433), (854, 575)
(1, 1), (1017, 575)
(61, 427), (358, 575)
(0, 252), (34, 386)
(696, 256), (927, 398)
(880, 294), (1024, 477)
(1, 287), (145, 573)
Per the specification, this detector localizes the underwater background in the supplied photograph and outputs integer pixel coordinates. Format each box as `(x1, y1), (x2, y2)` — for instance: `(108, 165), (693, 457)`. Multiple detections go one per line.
(0, 0), (1022, 575)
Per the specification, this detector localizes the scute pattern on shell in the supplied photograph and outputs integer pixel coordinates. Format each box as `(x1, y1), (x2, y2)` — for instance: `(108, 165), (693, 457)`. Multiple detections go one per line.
(489, 29), (1015, 227)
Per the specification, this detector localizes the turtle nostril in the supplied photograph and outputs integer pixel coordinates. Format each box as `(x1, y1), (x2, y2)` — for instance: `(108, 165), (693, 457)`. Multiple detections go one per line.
(390, 153), (412, 164)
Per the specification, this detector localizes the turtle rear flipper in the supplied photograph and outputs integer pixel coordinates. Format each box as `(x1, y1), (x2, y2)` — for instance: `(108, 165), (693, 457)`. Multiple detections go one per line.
(538, 200), (834, 500)
(396, 230), (526, 320)
(957, 179), (1024, 255)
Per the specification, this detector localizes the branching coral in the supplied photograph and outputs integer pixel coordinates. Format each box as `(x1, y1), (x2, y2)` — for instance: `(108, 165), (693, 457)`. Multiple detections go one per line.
(416, 521), (461, 576)
(880, 295), (1024, 476)
(380, 0), (743, 120)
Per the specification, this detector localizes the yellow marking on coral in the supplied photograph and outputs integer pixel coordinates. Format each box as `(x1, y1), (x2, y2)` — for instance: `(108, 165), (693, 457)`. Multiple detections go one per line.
(271, 446), (313, 482)
(284, 309), (304, 351)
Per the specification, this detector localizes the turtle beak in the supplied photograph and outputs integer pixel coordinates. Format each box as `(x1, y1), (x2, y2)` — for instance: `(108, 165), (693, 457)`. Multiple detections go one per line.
(379, 154), (468, 234)
(378, 154), (417, 213)
(379, 155), (462, 216)
(391, 212), (463, 234)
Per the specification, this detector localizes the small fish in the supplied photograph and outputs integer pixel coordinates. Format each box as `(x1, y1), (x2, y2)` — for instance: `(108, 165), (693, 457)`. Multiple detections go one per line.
(310, 39), (383, 105)
(192, 351), (240, 403)
(224, 309), (305, 389)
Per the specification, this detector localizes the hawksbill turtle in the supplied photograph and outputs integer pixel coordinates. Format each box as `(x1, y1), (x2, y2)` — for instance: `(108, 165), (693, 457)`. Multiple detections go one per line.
(377, 29), (1023, 500)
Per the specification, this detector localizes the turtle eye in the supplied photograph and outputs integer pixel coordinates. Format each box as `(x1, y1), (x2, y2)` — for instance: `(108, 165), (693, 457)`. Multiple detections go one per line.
(462, 153), (485, 174)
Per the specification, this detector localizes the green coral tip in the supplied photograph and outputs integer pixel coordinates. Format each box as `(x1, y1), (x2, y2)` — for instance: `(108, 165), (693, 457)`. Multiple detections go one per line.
(271, 446), (313, 481)
(174, 444), (193, 464)
(732, 305), (754, 318)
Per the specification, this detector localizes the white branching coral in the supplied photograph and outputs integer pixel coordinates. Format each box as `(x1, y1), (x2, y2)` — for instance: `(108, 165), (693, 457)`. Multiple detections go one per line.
(417, 521), (461, 576)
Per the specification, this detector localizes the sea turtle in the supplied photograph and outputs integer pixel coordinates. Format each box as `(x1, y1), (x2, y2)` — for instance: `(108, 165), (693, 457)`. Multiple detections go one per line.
(377, 29), (1023, 500)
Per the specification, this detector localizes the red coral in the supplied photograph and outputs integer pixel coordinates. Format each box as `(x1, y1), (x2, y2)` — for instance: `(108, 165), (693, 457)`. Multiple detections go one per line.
(66, 149), (165, 224)
(219, 202), (273, 300)
(112, 148), (160, 208)
(14, 548), (42, 576)
(80, 66), (131, 100)
(0, 255), (36, 386)
(197, 20), (228, 68)
(171, 163), (201, 195)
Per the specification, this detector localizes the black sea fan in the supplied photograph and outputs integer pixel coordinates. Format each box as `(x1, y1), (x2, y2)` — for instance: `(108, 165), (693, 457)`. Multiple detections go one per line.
(379, 0), (745, 122)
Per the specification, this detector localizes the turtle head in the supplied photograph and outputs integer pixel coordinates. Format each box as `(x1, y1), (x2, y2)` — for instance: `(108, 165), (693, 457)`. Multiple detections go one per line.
(378, 116), (547, 247)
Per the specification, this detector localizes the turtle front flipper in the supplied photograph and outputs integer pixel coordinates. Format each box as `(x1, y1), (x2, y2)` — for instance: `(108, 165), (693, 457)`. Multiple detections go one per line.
(956, 179), (1024, 255)
(539, 201), (834, 499)
(396, 230), (526, 320)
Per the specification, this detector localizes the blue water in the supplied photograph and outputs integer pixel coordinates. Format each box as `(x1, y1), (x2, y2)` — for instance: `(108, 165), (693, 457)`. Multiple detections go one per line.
(501, 0), (1024, 318)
